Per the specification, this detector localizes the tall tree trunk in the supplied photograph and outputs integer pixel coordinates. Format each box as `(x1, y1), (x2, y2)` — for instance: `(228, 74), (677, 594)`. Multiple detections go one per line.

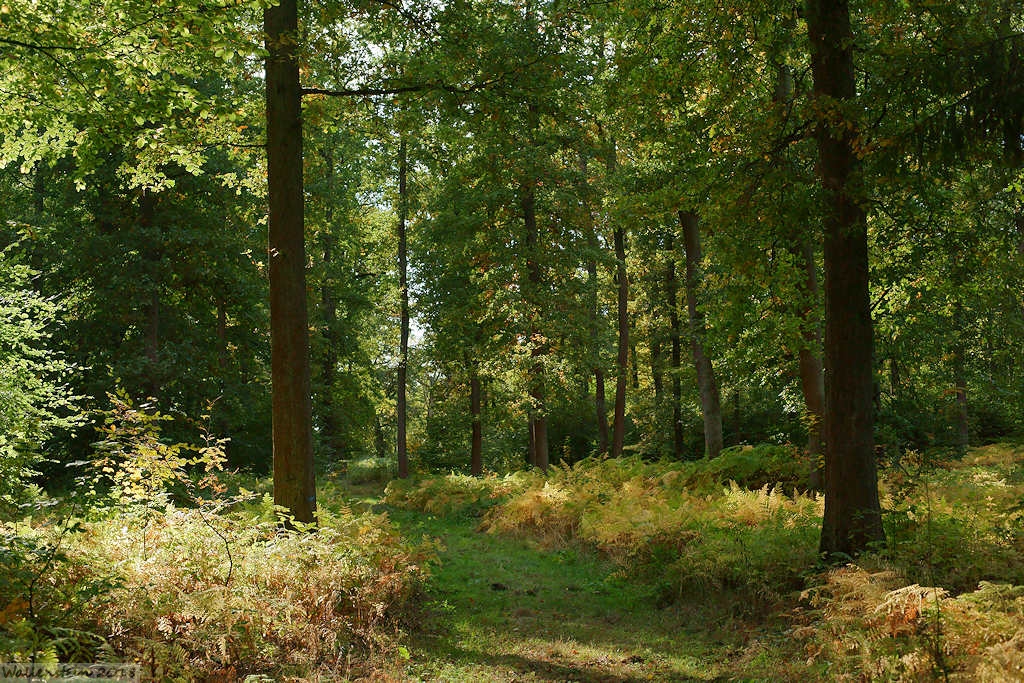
(679, 210), (723, 459)
(265, 0), (316, 524)
(522, 104), (548, 470)
(610, 142), (629, 458)
(665, 231), (684, 458)
(470, 362), (483, 476)
(580, 155), (610, 454)
(397, 138), (410, 479)
(807, 0), (884, 557)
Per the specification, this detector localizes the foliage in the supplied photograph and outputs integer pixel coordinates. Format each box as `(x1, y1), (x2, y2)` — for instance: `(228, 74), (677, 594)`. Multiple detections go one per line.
(88, 392), (227, 508)
(1, 499), (432, 679)
(0, 246), (82, 509)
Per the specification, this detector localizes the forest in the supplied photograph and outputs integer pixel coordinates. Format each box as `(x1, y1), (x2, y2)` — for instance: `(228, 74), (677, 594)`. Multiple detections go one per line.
(1, 0), (1023, 680)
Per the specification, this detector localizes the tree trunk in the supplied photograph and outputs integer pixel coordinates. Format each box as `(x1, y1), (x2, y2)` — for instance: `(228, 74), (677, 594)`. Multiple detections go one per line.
(397, 138), (410, 479)
(265, 0), (316, 524)
(679, 210), (723, 459)
(611, 153), (629, 458)
(807, 0), (884, 557)
(522, 104), (548, 470)
(665, 231), (684, 458)
(580, 155), (610, 454)
(470, 363), (483, 476)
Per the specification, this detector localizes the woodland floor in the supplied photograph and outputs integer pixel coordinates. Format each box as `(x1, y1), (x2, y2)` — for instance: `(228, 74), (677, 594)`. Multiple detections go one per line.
(379, 505), (765, 682)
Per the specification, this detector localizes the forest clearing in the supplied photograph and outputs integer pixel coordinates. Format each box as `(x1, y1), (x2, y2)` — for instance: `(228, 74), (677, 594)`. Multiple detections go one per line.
(2, 0), (1023, 680)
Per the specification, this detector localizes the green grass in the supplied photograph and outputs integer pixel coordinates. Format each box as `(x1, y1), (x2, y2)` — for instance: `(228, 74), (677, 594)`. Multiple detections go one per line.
(385, 507), (734, 682)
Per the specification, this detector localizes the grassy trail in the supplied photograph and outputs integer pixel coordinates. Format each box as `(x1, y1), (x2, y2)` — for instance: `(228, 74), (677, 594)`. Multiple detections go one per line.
(385, 508), (736, 682)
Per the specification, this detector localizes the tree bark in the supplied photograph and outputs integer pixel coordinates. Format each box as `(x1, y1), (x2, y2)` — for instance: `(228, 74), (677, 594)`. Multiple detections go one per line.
(665, 231), (684, 458)
(265, 0), (316, 524)
(397, 138), (410, 479)
(679, 210), (723, 459)
(807, 0), (884, 557)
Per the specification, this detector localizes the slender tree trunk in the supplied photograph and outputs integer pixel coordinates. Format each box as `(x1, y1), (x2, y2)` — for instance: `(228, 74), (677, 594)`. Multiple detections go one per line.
(807, 0), (884, 557)
(679, 210), (723, 459)
(611, 192), (629, 458)
(650, 336), (664, 402)
(665, 231), (684, 458)
(397, 138), (410, 479)
(522, 103), (548, 470)
(265, 0), (316, 524)
(470, 362), (483, 476)
(580, 155), (610, 454)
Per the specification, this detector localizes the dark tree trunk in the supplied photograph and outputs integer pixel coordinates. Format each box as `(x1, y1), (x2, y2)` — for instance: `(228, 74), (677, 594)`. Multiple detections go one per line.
(807, 0), (884, 557)
(397, 138), (410, 479)
(665, 231), (684, 458)
(265, 0), (316, 524)
(679, 210), (723, 459)
(470, 363), (483, 476)
(611, 217), (629, 458)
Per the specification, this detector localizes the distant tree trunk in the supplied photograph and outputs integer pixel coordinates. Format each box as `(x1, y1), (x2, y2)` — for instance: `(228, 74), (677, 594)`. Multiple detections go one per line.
(679, 210), (723, 459)
(807, 0), (884, 557)
(650, 335), (664, 402)
(397, 138), (410, 479)
(629, 336), (640, 390)
(581, 156), (610, 455)
(611, 147), (629, 457)
(470, 362), (483, 476)
(522, 103), (548, 471)
(665, 231), (684, 458)
(797, 240), (826, 489)
(265, 0), (316, 524)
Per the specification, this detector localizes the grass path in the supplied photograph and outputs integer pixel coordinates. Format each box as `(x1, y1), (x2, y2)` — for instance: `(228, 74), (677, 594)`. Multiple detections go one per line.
(385, 508), (740, 682)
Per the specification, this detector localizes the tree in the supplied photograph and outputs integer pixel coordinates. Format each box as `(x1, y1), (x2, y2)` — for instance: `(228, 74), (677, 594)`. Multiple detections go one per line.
(265, 0), (316, 523)
(806, 0), (884, 557)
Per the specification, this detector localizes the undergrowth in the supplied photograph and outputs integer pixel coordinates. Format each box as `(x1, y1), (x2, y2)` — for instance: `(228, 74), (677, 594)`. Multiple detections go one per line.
(389, 442), (1024, 680)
